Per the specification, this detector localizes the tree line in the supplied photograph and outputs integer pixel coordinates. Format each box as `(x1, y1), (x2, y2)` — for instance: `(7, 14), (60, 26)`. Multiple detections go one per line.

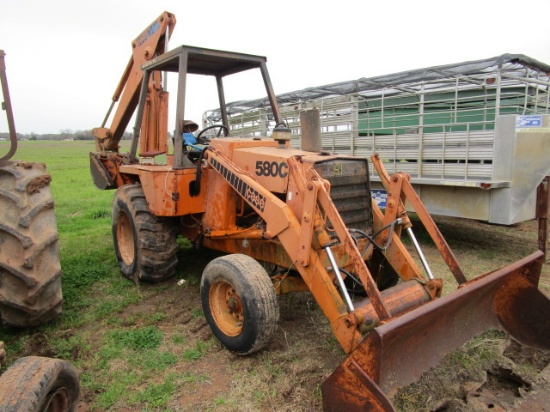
(0, 130), (134, 141)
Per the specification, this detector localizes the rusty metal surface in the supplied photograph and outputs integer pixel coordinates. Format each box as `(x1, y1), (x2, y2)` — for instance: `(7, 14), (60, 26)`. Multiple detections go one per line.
(372, 155), (467, 284)
(493, 262), (550, 350)
(89, 153), (116, 190)
(89, 153), (134, 190)
(138, 165), (207, 216)
(322, 358), (395, 412)
(0, 50), (17, 165)
(353, 280), (432, 332)
(139, 84), (168, 155)
(272, 273), (310, 295)
(322, 251), (549, 410)
(536, 176), (550, 258)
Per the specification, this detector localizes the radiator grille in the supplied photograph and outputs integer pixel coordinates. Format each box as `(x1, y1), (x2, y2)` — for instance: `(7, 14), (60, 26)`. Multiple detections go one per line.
(314, 159), (373, 233)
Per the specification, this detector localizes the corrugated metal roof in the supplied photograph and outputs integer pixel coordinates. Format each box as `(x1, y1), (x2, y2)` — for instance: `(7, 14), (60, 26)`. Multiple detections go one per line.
(206, 54), (550, 122)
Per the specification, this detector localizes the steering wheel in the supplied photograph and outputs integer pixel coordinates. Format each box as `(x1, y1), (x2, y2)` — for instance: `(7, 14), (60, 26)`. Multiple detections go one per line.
(196, 124), (229, 144)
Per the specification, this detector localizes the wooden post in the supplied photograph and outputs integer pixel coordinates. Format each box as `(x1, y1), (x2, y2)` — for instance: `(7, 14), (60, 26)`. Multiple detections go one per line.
(536, 176), (550, 260)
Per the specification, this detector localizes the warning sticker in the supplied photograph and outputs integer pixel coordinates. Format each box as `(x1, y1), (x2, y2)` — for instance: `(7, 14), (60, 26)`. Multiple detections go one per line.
(516, 115), (542, 128)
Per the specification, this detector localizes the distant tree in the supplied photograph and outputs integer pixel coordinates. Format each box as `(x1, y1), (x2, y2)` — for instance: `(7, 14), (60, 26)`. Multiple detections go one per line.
(75, 129), (93, 140)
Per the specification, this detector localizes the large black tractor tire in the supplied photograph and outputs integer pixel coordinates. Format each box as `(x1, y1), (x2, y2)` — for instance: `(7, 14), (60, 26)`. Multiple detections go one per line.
(201, 254), (279, 355)
(0, 162), (63, 327)
(0, 356), (80, 411)
(112, 183), (178, 282)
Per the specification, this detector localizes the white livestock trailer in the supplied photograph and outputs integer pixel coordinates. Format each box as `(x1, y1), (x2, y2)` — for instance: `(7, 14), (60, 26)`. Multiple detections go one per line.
(204, 54), (550, 225)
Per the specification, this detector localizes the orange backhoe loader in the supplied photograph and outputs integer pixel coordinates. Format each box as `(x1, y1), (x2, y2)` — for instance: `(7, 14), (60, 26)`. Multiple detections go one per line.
(90, 12), (550, 410)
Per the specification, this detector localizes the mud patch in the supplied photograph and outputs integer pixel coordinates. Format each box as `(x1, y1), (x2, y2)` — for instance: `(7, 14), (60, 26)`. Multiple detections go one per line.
(170, 355), (232, 411)
(27, 332), (57, 358)
(26, 174), (51, 194)
(393, 334), (550, 412)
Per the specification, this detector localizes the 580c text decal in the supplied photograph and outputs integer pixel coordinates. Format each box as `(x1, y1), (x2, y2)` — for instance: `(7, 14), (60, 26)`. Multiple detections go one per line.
(255, 161), (288, 178)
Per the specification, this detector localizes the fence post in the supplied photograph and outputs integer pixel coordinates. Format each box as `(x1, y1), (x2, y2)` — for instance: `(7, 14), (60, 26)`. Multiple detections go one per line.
(536, 176), (550, 260)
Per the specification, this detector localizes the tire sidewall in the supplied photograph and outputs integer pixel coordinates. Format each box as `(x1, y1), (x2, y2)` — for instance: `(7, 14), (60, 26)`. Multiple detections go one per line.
(201, 260), (262, 354)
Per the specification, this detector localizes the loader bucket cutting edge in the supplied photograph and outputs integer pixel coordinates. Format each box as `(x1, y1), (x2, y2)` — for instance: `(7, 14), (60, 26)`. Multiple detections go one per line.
(322, 251), (550, 411)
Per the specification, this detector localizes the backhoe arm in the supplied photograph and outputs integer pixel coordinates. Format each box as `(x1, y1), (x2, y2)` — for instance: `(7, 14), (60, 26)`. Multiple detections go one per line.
(92, 12), (176, 153)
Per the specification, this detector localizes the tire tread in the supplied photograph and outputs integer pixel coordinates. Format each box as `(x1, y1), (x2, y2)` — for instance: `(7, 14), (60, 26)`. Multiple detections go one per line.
(0, 162), (63, 327)
(0, 356), (80, 412)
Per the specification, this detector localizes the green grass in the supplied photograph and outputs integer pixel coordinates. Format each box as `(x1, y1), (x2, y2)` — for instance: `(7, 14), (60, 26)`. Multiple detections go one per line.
(182, 340), (210, 361)
(0, 141), (183, 409)
(0, 141), (234, 410)
(1, 140), (548, 411)
(107, 326), (163, 350)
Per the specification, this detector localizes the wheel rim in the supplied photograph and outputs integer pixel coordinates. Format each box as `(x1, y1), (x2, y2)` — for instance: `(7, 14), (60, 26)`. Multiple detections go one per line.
(117, 211), (135, 265)
(209, 280), (244, 337)
(43, 387), (70, 411)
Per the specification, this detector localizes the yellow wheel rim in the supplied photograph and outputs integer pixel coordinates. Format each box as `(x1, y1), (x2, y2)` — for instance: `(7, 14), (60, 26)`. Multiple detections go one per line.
(117, 212), (134, 265)
(209, 280), (244, 337)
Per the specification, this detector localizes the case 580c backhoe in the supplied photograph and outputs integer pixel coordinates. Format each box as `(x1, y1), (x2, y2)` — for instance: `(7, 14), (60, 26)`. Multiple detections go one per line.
(90, 12), (550, 410)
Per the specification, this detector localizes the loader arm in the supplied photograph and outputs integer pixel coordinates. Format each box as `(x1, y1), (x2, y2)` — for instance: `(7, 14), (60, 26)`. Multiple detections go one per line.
(208, 145), (550, 410)
(371, 154), (467, 283)
(206, 147), (370, 352)
(322, 155), (550, 411)
(204, 147), (444, 354)
(92, 12), (176, 153)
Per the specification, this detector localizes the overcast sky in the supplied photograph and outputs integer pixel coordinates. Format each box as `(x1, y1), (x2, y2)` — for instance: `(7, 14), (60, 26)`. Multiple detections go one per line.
(2, 0), (550, 134)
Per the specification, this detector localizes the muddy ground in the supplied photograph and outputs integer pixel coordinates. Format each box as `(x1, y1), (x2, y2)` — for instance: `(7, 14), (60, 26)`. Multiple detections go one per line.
(28, 216), (550, 411)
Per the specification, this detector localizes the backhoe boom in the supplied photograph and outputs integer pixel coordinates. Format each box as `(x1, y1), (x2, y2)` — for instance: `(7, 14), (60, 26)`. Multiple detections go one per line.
(92, 12), (175, 153)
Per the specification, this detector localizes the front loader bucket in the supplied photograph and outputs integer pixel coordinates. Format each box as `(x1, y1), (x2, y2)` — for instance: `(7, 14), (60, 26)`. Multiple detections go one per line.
(322, 251), (550, 411)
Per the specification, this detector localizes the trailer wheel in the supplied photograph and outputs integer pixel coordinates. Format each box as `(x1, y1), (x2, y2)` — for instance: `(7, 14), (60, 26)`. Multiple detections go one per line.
(201, 254), (279, 355)
(0, 162), (63, 327)
(112, 183), (178, 282)
(0, 356), (80, 412)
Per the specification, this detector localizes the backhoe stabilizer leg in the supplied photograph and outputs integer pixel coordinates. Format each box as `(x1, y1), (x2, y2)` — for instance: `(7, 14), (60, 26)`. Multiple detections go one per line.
(322, 251), (550, 410)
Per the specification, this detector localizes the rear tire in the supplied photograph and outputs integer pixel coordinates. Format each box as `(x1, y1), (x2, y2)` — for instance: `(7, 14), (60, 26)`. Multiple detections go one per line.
(0, 162), (63, 327)
(112, 183), (178, 282)
(0, 356), (80, 412)
(201, 254), (279, 355)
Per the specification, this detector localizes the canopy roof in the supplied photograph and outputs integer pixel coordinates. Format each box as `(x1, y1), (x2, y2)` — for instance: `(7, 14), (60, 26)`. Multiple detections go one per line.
(205, 54), (550, 121)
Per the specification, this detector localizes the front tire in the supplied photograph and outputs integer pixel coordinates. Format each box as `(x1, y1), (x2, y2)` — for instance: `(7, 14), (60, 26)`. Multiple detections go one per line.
(112, 183), (178, 282)
(201, 254), (279, 355)
(0, 356), (80, 412)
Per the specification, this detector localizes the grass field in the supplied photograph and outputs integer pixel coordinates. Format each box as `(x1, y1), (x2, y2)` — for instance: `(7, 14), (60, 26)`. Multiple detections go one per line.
(0, 140), (549, 411)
